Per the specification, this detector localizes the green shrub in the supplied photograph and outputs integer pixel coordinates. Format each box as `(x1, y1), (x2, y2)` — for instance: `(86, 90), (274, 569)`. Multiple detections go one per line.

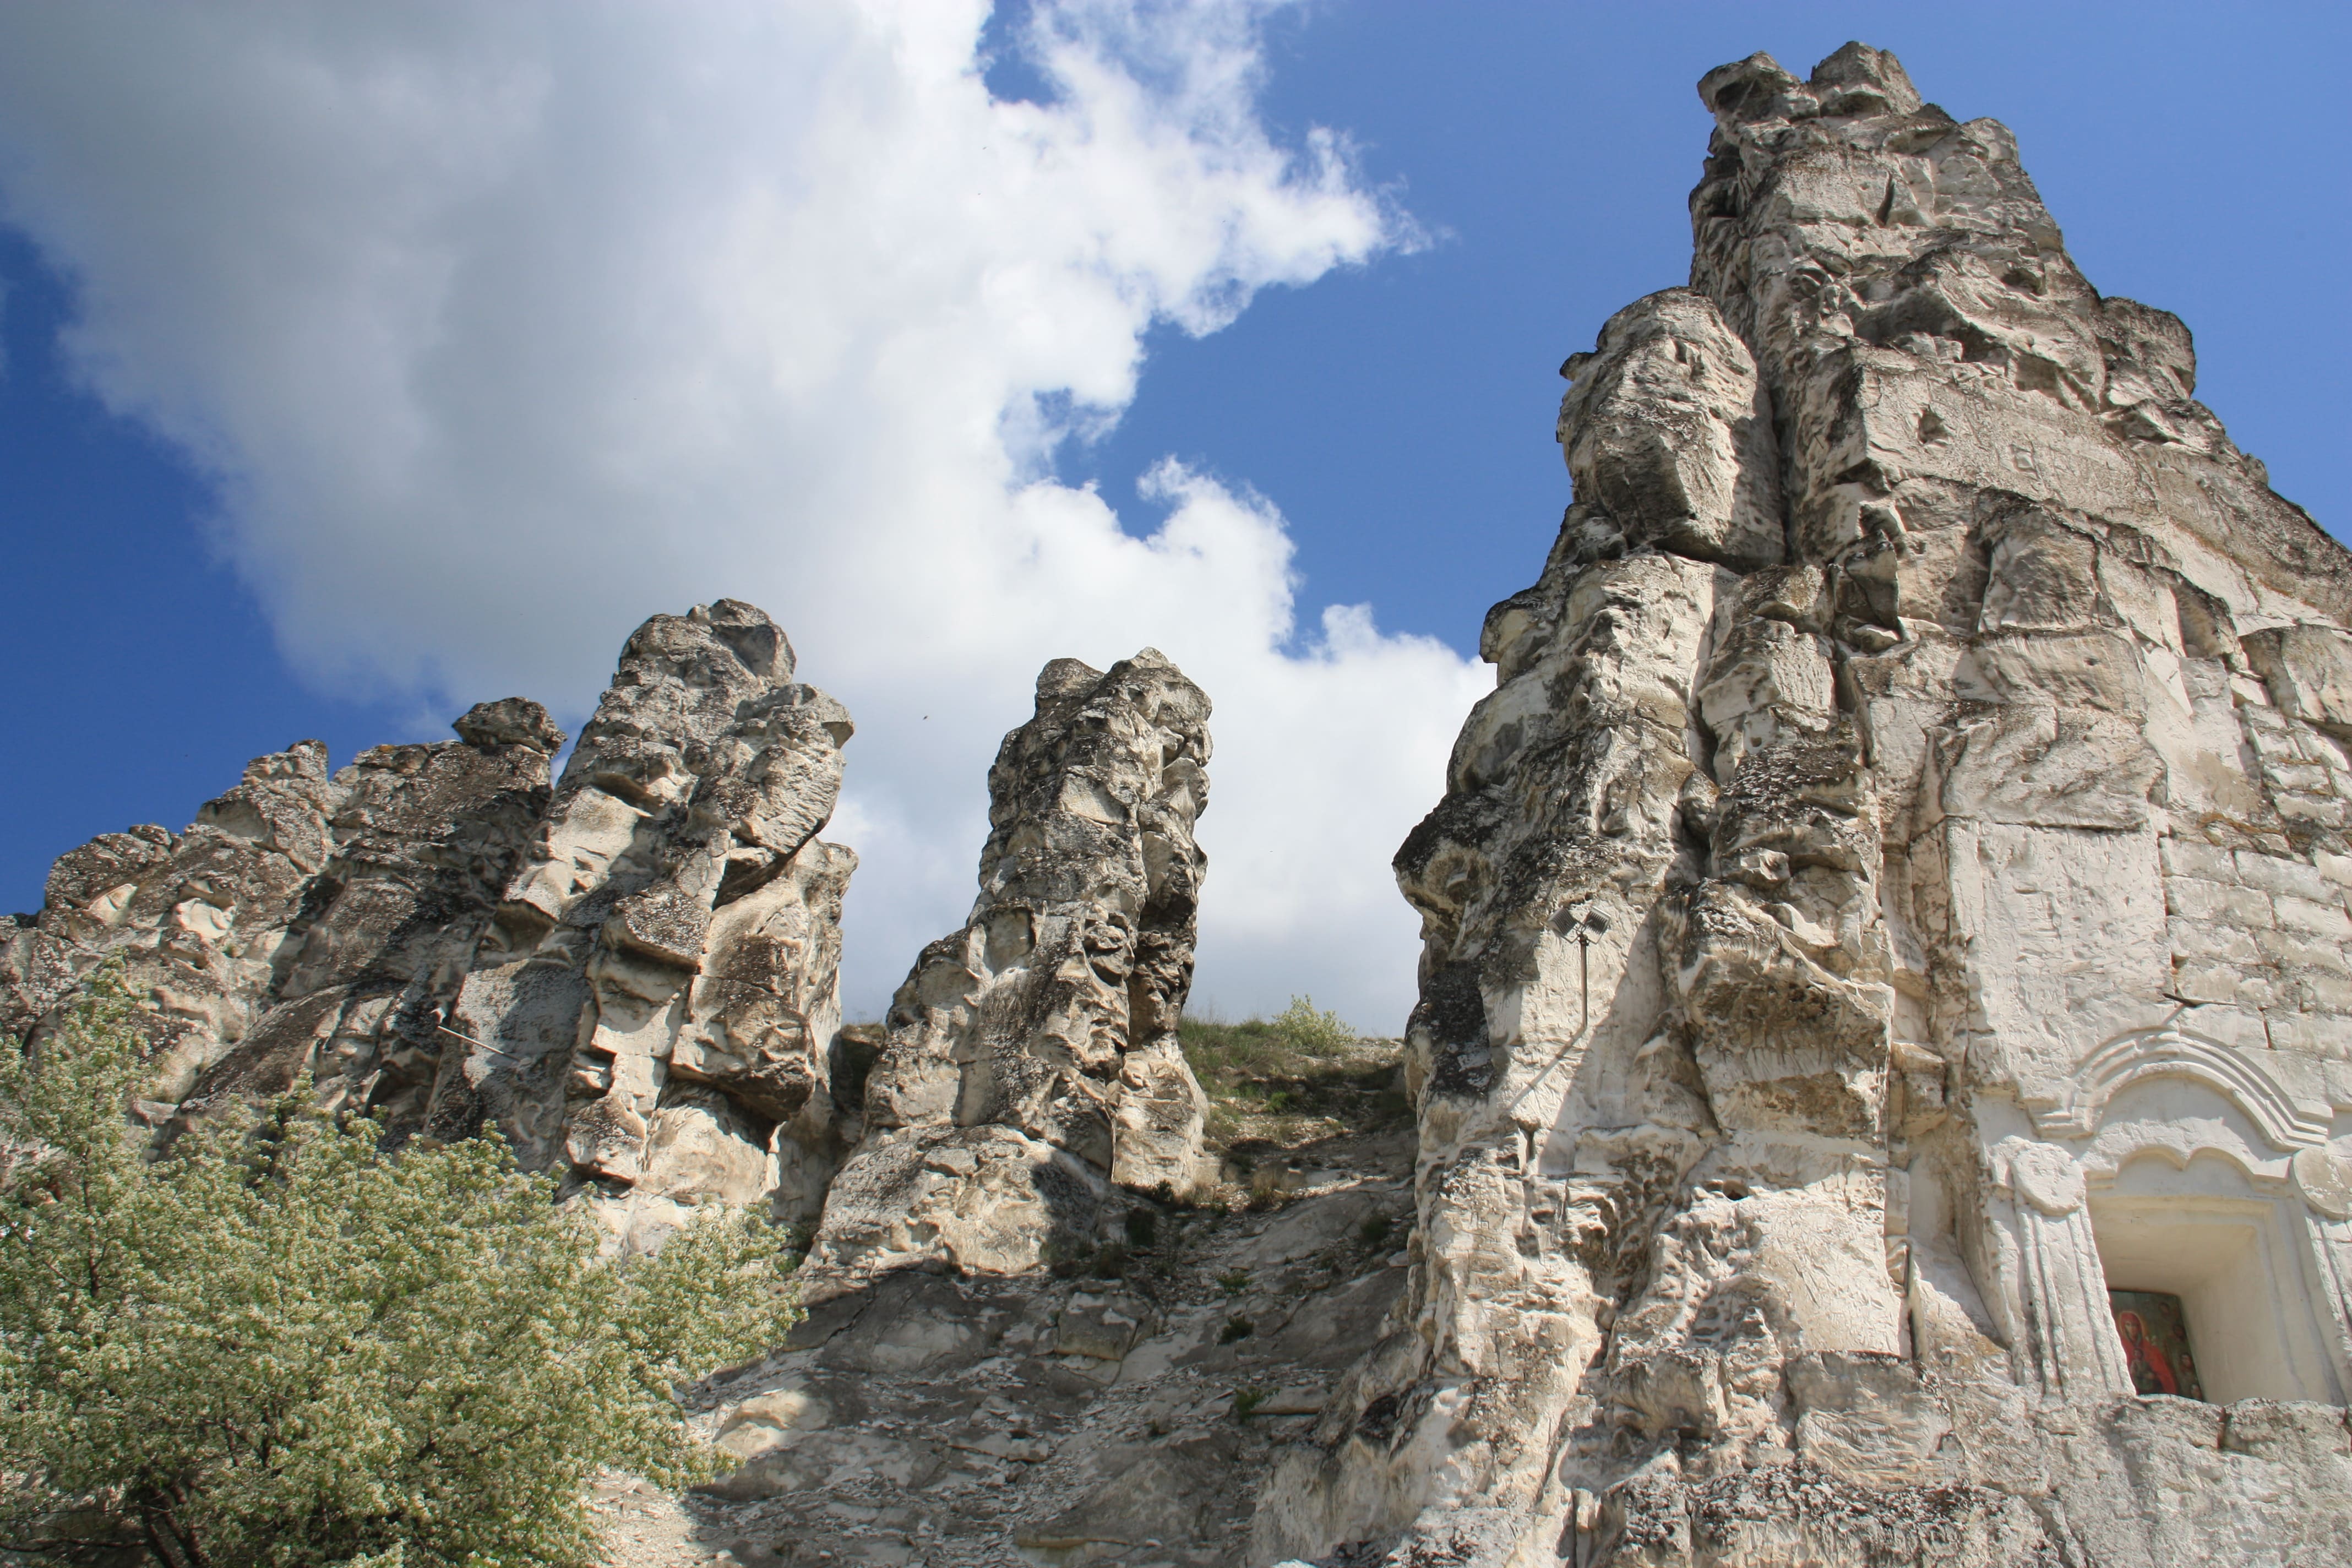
(0, 972), (798, 1568)
(1268, 995), (1355, 1058)
(1177, 995), (1362, 1126)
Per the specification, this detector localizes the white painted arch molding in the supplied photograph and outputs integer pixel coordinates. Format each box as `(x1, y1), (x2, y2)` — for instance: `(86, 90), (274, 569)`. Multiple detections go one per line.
(2027, 1026), (2335, 1149)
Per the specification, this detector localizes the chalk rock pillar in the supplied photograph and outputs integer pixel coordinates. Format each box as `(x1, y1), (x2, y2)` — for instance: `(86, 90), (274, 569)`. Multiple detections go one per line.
(429, 600), (856, 1246)
(812, 650), (1215, 1277)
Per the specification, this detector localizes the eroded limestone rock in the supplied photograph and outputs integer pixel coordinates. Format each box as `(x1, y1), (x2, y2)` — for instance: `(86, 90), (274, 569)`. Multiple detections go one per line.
(4, 706), (560, 1142)
(1260, 41), (2352, 1568)
(10, 598), (856, 1253)
(813, 650), (1215, 1278)
(427, 600), (857, 1246)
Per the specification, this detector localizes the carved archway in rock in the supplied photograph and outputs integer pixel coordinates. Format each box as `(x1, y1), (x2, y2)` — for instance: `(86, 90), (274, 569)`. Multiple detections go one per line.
(2004, 1028), (2352, 1405)
(2028, 1025), (2333, 1149)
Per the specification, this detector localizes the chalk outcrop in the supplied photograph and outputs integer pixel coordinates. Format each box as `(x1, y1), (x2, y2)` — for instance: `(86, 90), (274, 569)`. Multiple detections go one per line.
(17, 41), (2352, 1568)
(1259, 42), (2352, 1568)
(6, 600), (856, 1246)
(812, 650), (1216, 1278)
(3, 709), (559, 1141)
(427, 600), (856, 1244)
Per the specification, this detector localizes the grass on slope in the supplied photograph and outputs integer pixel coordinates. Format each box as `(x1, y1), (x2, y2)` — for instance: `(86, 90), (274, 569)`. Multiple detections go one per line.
(1178, 996), (1411, 1157)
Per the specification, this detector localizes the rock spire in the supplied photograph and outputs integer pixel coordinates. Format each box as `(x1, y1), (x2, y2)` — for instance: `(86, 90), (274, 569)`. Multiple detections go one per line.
(812, 649), (1216, 1277)
(429, 599), (858, 1246)
(1260, 41), (2352, 1568)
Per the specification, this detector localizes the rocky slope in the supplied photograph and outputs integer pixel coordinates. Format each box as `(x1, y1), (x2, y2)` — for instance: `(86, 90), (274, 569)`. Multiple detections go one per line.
(1255, 41), (2352, 1568)
(666, 1090), (1415, 1568)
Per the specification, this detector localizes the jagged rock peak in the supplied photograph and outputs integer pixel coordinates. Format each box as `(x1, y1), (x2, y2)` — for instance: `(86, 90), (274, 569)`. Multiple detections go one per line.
(428, 600), (857, 1248)
(3, 711), (558, 1142)
(809, 649), (1215, 1280)
(1699, 41), (1923, 124)
(4, 599), (856, 1256)
(1258, 43), (2352, 1568)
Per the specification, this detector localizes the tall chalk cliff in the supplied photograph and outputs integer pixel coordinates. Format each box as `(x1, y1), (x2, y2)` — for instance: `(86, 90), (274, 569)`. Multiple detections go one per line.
(1257, 41), (2352, 1568)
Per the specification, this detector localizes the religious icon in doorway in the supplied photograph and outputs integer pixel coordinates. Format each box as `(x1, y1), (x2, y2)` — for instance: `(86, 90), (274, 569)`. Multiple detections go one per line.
(2109, 1289), (2206, 1401)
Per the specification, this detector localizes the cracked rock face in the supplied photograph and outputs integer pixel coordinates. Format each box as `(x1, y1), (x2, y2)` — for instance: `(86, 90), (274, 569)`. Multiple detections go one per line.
(4, 708), (560, 1143)
(10, 598), (855, 1253)
(812, 650), (1216, 1279)
(1259, 42), (2352, 1568)
(426, 600), (857, 1246)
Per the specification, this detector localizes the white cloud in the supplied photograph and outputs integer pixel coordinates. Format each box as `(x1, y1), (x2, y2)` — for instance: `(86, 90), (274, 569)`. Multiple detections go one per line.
(0, 0), (1490, 1031)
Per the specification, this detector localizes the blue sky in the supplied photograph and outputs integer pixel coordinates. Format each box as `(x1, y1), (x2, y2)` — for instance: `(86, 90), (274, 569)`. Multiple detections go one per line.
(1070, 3), (2350, 641)
(2, 2), (2344, 1026)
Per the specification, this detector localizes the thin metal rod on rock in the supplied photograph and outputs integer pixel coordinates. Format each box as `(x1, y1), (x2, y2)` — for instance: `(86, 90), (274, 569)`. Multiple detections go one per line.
(1578, 930), (1590, 1039)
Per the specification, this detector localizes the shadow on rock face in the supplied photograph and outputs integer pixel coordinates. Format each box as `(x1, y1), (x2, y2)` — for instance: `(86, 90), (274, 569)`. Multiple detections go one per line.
(680, 1150), (1415, 1568)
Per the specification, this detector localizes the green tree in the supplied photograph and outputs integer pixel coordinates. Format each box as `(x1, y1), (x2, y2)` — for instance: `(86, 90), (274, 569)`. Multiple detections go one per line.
(0, 973), (798, 1568)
